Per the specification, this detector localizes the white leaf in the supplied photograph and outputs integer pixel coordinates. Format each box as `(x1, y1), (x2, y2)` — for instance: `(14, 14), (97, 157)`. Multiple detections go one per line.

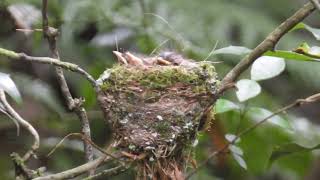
(291, 117), (320, 148)
(214, 99), (239, 114)
(225, 134), (240, 143)
(309, 46), (320, 55)
(247, 107), (292, 130)
(213, 46), (252, 56)
(0, 72), (22, 103)
(251, 56), (285, 81)
(235, 79), (261, 102)
(304, 24), (320, 40)
(229, 145), (243, 156)
(232, 153), (247, 170)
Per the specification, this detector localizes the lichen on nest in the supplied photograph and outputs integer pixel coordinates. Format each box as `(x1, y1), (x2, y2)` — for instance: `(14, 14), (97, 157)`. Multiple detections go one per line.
(96, 51), (219, 178)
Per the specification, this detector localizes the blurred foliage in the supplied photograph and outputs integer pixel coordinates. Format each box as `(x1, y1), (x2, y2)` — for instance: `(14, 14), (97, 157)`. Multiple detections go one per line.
(1, 0), (320, 180)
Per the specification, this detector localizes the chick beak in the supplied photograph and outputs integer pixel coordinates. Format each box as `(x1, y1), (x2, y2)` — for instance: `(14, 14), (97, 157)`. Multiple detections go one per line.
(125, 52), (144, 66)
(156, 57), (172, 66)
(113, 51), (128, 65)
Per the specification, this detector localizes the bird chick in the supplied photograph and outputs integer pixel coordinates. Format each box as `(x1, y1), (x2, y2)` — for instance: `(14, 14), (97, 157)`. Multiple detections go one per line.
(113, 51), (173, 67)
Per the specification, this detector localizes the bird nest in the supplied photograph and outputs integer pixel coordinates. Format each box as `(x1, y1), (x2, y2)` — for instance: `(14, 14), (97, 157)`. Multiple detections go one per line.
(97, 51), (219, 179)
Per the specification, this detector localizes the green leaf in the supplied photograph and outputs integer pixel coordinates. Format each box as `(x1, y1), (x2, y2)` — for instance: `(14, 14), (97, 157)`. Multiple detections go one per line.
(290, 22), (306, 32)
(292, 42), (320, 58)
(214, 99), (240, 114)
(264, 50), (320, 62)
(213, 46), (252, 56)
(235, 79), (261, 102)
(270, 143), (320, 162)
(239, 132), (274, 174)
(296, 42), (310, 51)
(246, 107), (291, 130)
(0, 72), (22, 103)
(251, 56), (285, 81)
(274, 151), (313, 179)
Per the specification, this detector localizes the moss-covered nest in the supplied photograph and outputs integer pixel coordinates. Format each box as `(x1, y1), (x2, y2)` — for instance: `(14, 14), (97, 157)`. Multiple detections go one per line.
(96, 52), (219, 178)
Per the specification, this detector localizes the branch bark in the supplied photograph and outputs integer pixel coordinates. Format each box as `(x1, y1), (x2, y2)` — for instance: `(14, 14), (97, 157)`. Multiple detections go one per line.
(41, 0), (94, 175)
(218, 2), (315, 93)
(34, 156), (108, 180)
(0, 48), (96, 87)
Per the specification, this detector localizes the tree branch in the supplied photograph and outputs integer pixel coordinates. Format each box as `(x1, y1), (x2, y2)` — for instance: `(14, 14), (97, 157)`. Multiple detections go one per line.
(0, 47), (96, 87)
(218, 2), (315, 93)
(34, 156), (111, 180)
(186, 92), (320, 179)
(0, 90), (39, 161)
(310, 0), (320, 12)
(41, 0), (94, 175)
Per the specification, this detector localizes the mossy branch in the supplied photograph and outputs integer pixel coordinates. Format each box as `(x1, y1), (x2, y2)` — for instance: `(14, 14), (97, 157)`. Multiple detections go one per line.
(0, 47), (97, 88)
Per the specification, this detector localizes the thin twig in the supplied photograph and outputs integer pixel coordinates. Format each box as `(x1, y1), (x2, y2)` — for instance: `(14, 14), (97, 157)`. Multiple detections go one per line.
(42, 0), (84, 109)
(16, 28), (43, 33)
(0, 107), (20, 136)
(0, 48), (96, 87)
(218, 2), (315, 94)
(41, 0), (94, 175)
(47, 133), (124, 164)
(186, 92), (320, 179)
(0, 90), (39, 161)
(34, 156), (111, 180)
